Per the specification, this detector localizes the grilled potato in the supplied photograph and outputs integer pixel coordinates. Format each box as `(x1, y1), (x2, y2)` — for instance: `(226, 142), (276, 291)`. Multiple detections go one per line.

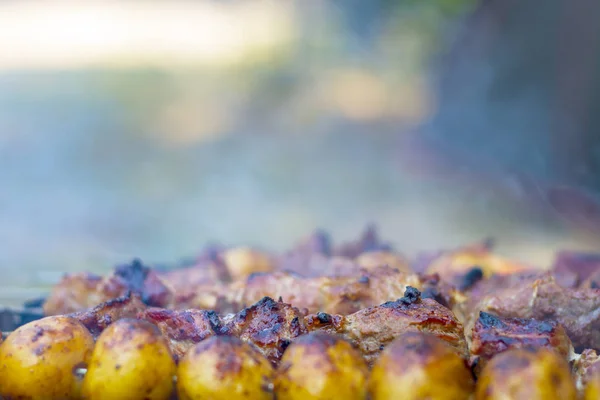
(368, 332), (474, 400)
(223, 247), (274, 280)
(476, 348), (576, 400)
(0, 315), (94, 400)
(82, 318), (175, 400)
(177, 335), (274, 400)
(585, 380), (600, 400)
(275, 332), (368, 400)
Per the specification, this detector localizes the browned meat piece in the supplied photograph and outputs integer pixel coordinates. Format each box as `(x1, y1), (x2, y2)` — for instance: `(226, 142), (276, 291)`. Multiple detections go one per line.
(276, 226), (406, 278)
(305, 287), (468, 365)
(159, 262), (225, 293)
(220, 296), (308, 365)
(69, 291), (147, 338)
(580, 271), (600, 289)
(551, 251), (600, 288)
(161, 246), (274, 290)
(161, 252), (237, 313)
(332, 224), (392, 259)
(574, 349), (600, 392)
(320, 267), (449, 315)
(470, 312), (573, 370)
(44, 259), (173, 315)
(355, 251), (410, 273)
(172, 280), (238, 314)
(43, 272), (107, 315)
(275, 229), (332, 277)
(452, 271), (544, 323)
(464, 272), (600, 351)
(239, 266), (445, 315)
(238, 271), (323, 314)
(174, 264), (456, 315)
(423, 240), (533, 288)
(137, 308), (222, 362)
(279, 251), (409, 279)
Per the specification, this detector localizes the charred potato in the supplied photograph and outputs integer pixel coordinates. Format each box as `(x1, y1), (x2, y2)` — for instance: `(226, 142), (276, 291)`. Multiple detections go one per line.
(0, 315), (95, 400)
(82, 318), (175, 400)
(368, 332), (474, 400)
(476, 348), (576, 400)
(223, 247), (274, 280)
(275, 332), (368, 400)
(177, 335), (274, 400)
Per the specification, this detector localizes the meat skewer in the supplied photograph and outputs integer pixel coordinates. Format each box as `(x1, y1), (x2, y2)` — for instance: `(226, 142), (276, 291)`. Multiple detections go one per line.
(68, 287), (467, 365)
(44, 257), (456, 316)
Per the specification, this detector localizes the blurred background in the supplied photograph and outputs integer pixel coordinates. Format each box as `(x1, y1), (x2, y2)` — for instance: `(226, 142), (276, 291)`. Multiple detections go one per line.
(1, 0), (600, 305)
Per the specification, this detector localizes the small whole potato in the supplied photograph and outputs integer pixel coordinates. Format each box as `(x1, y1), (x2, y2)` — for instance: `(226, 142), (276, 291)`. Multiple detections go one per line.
(369, 332), (474, 400)
(0, 315), (95, 400)
(82, 318), (175, 400)
(223, 247), (274, 281)
(177, 335), (274, 400)
(476, 348), (577, 400)
(585, 379), (600, 400)
(275, 332), (369, 400)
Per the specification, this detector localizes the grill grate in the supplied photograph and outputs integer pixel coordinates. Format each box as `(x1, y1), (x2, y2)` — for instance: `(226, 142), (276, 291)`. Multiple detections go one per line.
(0, 297), (45, 334)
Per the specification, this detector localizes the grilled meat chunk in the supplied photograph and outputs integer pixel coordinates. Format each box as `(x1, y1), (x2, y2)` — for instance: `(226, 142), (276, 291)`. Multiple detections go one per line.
(160, 246), (273, 290)
(137, 308), (222, 362)
(305, 287), (468, 365)
(220, 296), (308, 365)
(43, 272), (106, 316)
(55, 287), (464, 367)
(276, 226), (406, 278)
(470, 312), (573, 368)
(452, 271), (545, 324)
(44, 259), (173, 315)
(69, 291), (147, 338)
(574, 349), (600, 393)
(551, 251), (600, 288)
(240, 266), (452, 315)
(423, 240), (533, 288)
(176, 265), (453, 315)
(332, 224), (393, 259)
(464, 272), (600, 351)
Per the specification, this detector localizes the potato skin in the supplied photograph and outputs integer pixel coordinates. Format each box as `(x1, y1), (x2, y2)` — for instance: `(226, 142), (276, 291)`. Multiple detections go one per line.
(369, 332), (474, 400)
(585, 380), (600, 400)
(223, 247), (274, 281)
(476, 348), (577, 400)
(0, 315), (95, 400)
(82, 318), (175, 400)
(275, 332), (369, 400)
(177, 335), (274, 400)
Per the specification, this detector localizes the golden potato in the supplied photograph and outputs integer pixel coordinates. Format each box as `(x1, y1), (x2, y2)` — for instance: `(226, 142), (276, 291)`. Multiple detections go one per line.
(476, 348), (576, 400)
(275, 332), (368, 400)
(177, 335), (274, 400)
(223, 247), (274, 280)
(0, 315), (95, 400)
(584, 379), (600, 400)
(369, 332), (474, 400)
(82, 318), (175, 400)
